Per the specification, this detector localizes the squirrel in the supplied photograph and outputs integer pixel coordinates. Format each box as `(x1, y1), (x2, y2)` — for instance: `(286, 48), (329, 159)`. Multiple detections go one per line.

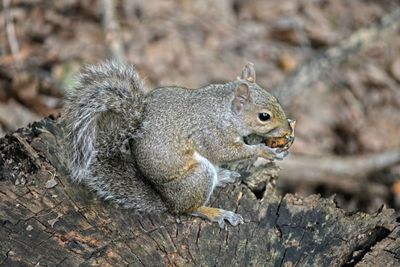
(64, 61), (293, 228)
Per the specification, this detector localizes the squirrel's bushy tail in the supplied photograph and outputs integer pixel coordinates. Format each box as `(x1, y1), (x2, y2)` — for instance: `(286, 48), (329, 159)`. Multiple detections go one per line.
(64, 61), (145, 182)
(63, 61), (167, 212)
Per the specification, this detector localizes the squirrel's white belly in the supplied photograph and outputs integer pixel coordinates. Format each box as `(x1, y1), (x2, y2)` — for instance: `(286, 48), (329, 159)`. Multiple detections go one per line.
(193, 151), (217, 203)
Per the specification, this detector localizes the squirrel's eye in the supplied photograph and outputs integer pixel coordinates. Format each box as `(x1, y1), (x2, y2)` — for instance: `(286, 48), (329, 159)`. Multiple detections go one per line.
(258, 112), (271, 122)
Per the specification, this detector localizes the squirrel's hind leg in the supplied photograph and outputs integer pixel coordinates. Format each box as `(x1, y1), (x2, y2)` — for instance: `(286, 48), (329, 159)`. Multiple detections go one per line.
(157, 151), (218, 214)
(157, 151), (243, 228)
(191, 206), (244, 229)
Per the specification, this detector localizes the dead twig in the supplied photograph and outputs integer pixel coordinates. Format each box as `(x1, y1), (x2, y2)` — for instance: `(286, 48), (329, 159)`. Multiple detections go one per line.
(101, 0), (125, 61)
(3, 0), (21, 67)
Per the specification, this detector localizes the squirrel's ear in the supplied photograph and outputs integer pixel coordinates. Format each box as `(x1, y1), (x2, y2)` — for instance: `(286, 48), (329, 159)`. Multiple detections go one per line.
(239, 62), (256, 83)
(232, 84), (250, 114)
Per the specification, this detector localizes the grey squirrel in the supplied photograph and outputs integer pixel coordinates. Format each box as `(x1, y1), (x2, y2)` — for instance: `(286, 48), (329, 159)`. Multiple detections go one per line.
(64, 61), (293, 228)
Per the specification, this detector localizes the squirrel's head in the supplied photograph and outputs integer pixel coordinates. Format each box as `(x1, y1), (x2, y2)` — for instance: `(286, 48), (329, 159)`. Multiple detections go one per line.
(232, 63), (292, 138)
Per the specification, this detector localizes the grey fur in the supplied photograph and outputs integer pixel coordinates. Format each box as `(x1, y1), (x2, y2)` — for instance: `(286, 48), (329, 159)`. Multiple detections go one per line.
(64, 61), (291, 218)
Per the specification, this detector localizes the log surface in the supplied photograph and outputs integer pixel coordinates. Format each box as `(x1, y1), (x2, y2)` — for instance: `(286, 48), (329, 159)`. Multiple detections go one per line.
(0, 117), (399, 266)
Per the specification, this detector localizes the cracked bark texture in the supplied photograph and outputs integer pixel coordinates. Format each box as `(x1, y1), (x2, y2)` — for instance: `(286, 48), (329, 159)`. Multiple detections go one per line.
(0, 117), (399, 266)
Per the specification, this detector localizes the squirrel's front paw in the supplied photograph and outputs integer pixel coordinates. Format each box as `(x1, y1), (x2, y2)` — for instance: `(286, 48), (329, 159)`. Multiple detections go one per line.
(258, 145), (288, 161)
(272, 148), (289, 160)
(216, 168), (241, 187)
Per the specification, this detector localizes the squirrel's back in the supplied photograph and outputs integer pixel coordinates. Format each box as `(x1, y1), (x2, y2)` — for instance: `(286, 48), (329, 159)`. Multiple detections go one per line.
(142, 83), (238, 134)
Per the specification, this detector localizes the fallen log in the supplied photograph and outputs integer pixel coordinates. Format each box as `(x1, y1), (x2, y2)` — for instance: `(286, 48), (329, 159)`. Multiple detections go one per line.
(0, 117), (399, 266)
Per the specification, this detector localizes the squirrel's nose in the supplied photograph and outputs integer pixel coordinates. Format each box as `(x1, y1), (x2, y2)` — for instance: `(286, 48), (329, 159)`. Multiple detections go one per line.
(277, 118), (296, 137)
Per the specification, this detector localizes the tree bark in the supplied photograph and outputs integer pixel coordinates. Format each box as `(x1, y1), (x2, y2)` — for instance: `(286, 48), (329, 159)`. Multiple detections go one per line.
(0, 117), (399, 266)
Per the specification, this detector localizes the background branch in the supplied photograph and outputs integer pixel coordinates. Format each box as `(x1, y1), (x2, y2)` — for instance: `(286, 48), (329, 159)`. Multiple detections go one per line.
(273, 7), (400, 107)
(278, 150), (400, 193)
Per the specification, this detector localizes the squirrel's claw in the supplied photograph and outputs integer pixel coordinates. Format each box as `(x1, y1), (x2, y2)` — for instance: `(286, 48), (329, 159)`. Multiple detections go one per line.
(218, 210), (244, 229)
(259, 145), (289, 161)
(273, 149), (289, 160)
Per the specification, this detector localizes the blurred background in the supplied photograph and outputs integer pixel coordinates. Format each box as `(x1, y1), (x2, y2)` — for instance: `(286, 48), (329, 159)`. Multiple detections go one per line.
(1, 0), (399, 215)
